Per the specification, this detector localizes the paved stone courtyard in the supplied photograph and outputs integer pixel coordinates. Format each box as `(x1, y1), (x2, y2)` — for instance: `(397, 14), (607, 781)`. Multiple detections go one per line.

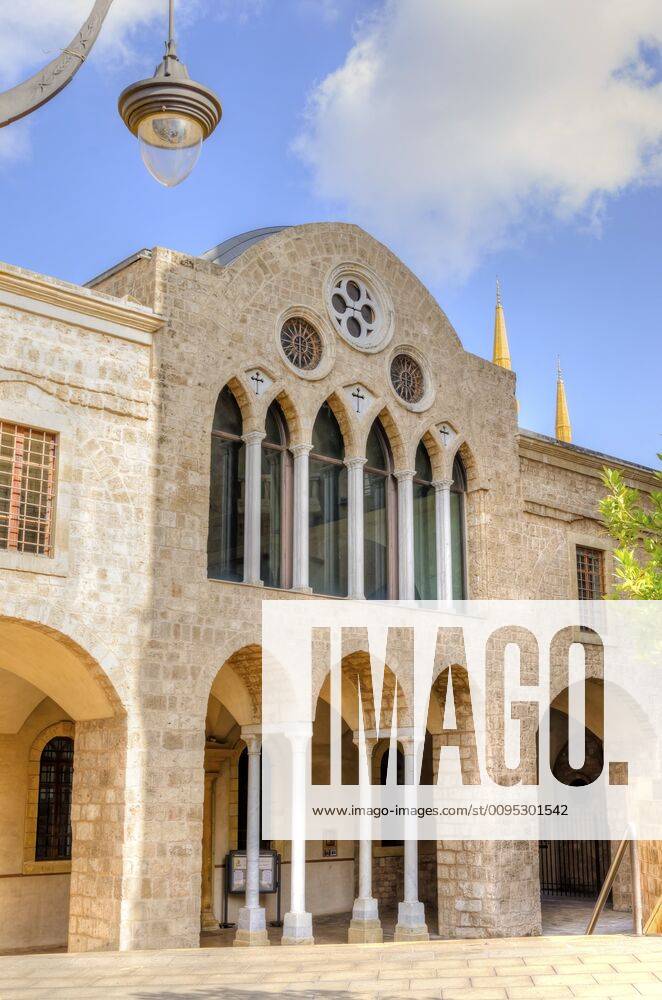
(1, 933), (662, 1000)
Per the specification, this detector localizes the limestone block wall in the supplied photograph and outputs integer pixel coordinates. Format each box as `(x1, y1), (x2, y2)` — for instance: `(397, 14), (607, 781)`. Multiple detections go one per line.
(0, 263), (158, 951)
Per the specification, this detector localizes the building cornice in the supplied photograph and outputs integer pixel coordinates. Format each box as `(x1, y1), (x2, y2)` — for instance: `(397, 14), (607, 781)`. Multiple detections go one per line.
(518, 429), (658, 491)
(0, 262), (162, 346)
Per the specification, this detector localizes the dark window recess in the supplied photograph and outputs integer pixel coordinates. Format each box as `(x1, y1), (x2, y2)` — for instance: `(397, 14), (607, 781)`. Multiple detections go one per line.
(35, 736), (74, 861)
(576, 546), (604, 600)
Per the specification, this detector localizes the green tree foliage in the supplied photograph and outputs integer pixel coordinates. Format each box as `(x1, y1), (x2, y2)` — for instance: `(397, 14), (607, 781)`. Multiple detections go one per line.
(600, 456), (662, 599)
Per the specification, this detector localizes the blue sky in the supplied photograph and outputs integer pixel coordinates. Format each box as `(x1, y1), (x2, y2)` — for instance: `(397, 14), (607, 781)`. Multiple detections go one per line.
(1, 0), (660, 467)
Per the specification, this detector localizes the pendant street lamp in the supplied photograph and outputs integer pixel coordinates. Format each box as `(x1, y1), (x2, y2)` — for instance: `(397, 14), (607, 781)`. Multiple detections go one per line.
(118, 0), (222, 187)
(0, 0), (221, 188)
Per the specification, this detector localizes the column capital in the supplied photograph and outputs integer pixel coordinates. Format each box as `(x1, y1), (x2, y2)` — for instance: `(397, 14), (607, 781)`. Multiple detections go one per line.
(291, 443), (313, 458)
(241, 726), (262, 754)
(243, 430), (266, 446)
(394, 468), (416, 482)
(432, 477), (453, 492)
(352, 731), (379, 754)
(345, 455), (367, 469)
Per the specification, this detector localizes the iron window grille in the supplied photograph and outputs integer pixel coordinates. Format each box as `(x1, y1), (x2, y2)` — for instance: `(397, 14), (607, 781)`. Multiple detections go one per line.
(576, 546), (604, 601)
(0, 422), (56, 556)
(35, 736), (74, 861)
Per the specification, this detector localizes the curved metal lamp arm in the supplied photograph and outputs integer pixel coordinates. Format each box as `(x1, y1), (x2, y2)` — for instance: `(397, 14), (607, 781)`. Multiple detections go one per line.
(0, 0), (115, 128)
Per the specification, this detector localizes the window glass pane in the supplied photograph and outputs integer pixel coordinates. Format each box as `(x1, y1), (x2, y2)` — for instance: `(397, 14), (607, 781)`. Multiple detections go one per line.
(312, 402), (344, 460)
(366, 422), (387, 471)
(414, 481), (436, 599)
(364, 470), (388, 600)
(450, 490), (465, 599)
(415, 442), (433, 482)
(261, 445), (282, 588)
(208, 436), (245, 581)
(265, 402), (285, 446)
(213, 386), (243, 436)
(35, 737), (73, 861)
(452, 456), (466, 490)
(309, 458), (348, 596)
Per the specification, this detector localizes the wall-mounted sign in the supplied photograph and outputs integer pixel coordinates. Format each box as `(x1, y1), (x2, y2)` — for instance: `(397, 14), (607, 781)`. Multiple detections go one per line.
(323, 839), (337, 858)
(226, 849), (279, 894)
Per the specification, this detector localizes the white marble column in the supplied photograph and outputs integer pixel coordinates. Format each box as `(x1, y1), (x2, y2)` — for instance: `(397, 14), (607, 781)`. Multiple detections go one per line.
(292, 444), (312, 591)
(243, 431), (265, 586)
(235, 728), (268, 946)
(394, 735), (429, 942)
(346, 457), (366, 600)
(348, 734), (382, 943)
(282, 727), (314, 945)
(396, 470), (415, 601)
(433, 478), (453, 601)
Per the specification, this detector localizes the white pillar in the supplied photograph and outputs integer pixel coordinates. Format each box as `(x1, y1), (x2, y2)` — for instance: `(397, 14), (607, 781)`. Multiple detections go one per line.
(292, 444), (312, 591)
(235, 728), (268, 946)
(433, 478), (453, 601)
(396, 470), (415, 600)
(348, 734), (382, 943)
(243, 431), (265, 586)
(282, 728), (314, 945)
(346, 457), (366, 600)
(394, 735), (429, 942)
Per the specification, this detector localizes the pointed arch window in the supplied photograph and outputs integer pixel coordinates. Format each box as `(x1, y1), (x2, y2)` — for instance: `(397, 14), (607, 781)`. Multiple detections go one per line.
(309, 403), (348, 597)
(261, 401), (292, 589)
(208, 386), (245, 582)
(35, 737), (73, 861)
(364, 420), (397, 600)
(413, 441), (437, 599)
(451, 456), (467, 599)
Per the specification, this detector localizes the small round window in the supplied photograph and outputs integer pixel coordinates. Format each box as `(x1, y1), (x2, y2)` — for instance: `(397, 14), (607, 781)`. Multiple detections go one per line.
(329, 275), (381, 348)
(390, 353), (425, 404)
(280, 317), (322, 372)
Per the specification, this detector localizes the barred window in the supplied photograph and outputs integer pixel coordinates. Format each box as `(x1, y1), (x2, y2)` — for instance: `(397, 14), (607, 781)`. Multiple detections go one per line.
(576, 546), (604, 600)
(35, 736), (74, 862)
(0, 423), (56, 556)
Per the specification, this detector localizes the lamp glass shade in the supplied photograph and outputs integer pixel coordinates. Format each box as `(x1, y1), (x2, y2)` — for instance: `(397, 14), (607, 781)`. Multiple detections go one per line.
(137, 111), (203, 187)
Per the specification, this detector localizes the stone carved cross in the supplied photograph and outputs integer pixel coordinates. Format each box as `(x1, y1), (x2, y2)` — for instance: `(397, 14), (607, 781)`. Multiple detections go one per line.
(440, 424), (451, 447)
(251, 371), (265, 396)
(352, 385), (365, 414)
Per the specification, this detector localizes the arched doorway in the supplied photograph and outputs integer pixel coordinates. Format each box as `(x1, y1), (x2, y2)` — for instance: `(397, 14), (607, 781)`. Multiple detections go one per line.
(0, 616), (126, 955)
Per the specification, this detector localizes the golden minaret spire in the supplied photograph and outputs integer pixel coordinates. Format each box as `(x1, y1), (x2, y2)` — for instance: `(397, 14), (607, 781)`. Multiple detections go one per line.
(555, 357), (572, 443)
(492, 278), (512, 370)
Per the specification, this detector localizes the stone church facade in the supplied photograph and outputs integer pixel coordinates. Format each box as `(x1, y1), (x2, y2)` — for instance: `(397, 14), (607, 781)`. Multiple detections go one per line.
(0, 223), (657, 954)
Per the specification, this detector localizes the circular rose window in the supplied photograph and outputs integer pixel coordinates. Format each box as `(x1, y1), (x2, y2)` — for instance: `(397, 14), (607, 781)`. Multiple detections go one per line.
(280, 317), (322, 371)
(329, 275), (382, 348)
(390, 353), (425, 404)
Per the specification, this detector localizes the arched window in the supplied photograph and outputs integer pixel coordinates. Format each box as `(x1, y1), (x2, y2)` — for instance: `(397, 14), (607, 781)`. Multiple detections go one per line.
(309, 403), (348, 597)
(451, 455), (467, 599)
(35, 736), (73, 861)
(413, 441), (436, 599)
(261, 401), (292, 589)
(364, 420), (397, 600)
(208, 386), (245, 582)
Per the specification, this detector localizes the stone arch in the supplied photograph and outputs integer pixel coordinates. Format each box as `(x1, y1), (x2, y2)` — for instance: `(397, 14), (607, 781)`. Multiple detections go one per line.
(451, 437), (481, 490)
(321, 390), (358, 457)
(418, 426), (444, 481)
(0, 611), (127, 720)
(209, 659), (256, 728)
(0, 611), (128, 953)
(267, 387), (303, 446)
(362, 405), (407, 472)
(213, 375), (254, 432)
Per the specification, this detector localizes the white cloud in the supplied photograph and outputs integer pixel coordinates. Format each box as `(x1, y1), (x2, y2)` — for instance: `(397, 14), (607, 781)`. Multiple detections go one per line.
(295, 0), (662, 282)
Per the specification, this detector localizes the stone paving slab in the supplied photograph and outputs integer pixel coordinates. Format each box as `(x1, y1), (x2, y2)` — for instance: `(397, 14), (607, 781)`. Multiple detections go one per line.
(0, 935), (661, 1000)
